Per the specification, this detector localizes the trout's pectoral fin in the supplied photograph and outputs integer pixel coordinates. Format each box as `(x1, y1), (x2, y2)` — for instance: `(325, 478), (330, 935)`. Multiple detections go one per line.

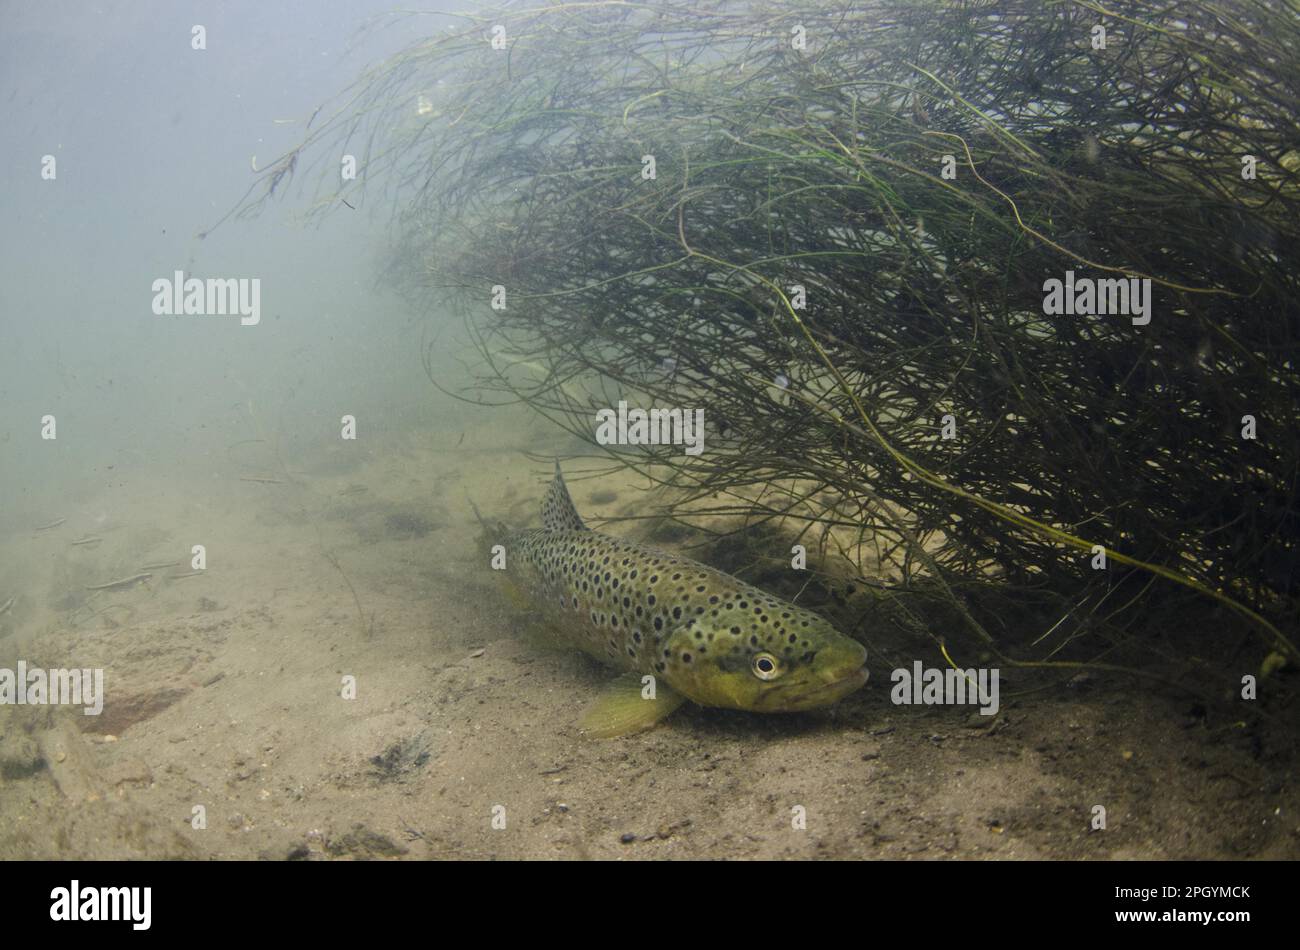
(579, 673), (686, 739)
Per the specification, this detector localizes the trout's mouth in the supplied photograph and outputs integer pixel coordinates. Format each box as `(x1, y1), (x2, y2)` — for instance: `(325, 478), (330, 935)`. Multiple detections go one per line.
(752, 659), (869, 712)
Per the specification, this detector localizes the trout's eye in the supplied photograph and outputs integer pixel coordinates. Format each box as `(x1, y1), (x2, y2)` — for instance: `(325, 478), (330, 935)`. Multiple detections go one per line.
(751, 652), (780, 680)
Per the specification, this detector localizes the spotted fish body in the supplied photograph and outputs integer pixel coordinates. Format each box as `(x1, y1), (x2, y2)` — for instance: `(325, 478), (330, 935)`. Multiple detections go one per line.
(494, 464), (869, 734)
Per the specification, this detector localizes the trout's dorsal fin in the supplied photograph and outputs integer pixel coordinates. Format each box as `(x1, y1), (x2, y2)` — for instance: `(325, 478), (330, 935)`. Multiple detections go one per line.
(541, 461), (587, 532)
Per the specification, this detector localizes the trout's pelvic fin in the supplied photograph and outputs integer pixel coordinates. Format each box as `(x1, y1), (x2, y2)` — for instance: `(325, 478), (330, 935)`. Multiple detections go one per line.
(541, 461), (587, 532)
(580, 673), (686, 738)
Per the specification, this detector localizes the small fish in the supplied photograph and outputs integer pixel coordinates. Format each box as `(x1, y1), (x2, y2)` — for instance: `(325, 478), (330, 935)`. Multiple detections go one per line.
(139, 560), (183, 571)
(35, 518), (66, 531)
(0, 596), (14, 615)
(70, 536), (103, 546)
(239, 474), (284, 484)
(481, 464), (868, 737)
(168, 570), (205, 579)
(85, 573), (152, 591)
(338, 484), (368, 496)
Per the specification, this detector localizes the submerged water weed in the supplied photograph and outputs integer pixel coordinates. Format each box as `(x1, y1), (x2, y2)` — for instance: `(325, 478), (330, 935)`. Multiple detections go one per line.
(225, 0), (1300, 703)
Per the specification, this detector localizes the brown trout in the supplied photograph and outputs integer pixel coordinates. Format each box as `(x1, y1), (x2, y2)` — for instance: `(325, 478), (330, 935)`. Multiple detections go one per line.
(485, 464), (868, 736)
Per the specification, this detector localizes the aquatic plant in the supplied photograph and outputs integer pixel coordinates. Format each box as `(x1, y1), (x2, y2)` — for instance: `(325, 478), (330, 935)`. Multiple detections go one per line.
(228, 0), (1300, 704)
